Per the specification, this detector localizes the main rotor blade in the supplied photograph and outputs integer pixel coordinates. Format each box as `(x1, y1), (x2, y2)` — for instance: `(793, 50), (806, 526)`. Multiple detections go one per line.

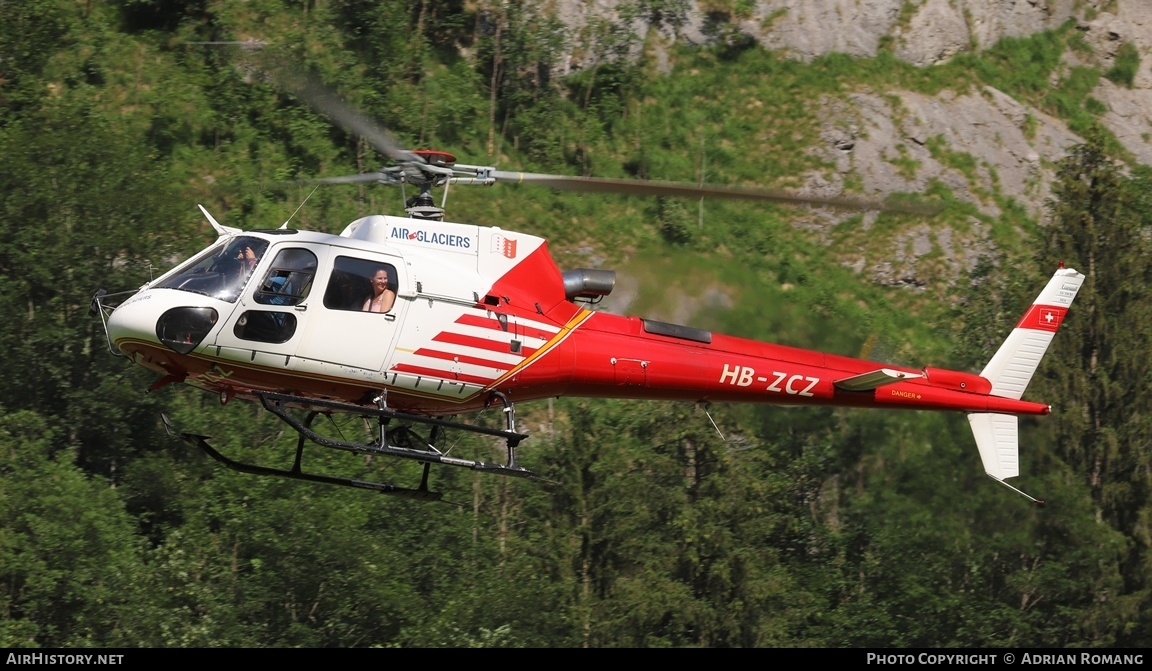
(490, 171), (938, 215)
(186, 40), (267, 51)
(301, 173), (391, 185)
(199, 43), (417, 164)
(245, 51), (422, 167)
(287, 78), (423, 166)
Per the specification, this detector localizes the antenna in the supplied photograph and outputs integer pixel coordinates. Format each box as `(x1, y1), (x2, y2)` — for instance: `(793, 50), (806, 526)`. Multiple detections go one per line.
(282, 184), (320, 229)
(700, 403), (726, 442)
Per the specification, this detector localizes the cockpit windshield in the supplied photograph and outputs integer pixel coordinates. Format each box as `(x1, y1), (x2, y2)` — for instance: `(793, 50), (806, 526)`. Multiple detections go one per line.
(155, 236), (270, 303)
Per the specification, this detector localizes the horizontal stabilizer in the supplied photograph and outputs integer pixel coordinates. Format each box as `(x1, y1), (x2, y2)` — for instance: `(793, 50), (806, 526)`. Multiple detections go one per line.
(834, 368), (924, 392)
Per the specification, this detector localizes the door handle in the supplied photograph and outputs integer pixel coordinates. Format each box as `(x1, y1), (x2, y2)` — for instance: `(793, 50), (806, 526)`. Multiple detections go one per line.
(295, 303), (308, 312)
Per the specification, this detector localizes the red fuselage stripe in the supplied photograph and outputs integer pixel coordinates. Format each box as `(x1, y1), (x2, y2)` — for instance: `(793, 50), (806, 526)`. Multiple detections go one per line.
(454, 313), (558, 341)
(412, 346), (516, 370)
(431, 330), (539, 357)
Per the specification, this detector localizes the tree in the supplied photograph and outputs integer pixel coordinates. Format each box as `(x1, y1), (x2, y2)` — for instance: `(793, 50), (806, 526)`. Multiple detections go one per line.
(0, 410), (150, 646)
(1033, 124), (1152, 645)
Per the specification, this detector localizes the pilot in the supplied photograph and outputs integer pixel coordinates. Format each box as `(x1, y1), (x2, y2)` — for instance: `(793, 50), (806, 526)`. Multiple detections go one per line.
(237, 245), (259, 274)
(363, 268), (396, 313)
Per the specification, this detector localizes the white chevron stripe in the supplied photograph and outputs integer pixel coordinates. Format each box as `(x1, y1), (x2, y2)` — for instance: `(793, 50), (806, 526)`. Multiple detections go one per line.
(415, 342), (527, 367)
(513, 315), (564, 334)
(446, 322), (551, 349)
(409, 358), (506, 380)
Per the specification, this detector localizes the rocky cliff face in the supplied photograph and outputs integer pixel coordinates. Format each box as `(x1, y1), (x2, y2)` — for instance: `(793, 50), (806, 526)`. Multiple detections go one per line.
(706, 0), (1080, 66)
(554, 0), (1152, 286)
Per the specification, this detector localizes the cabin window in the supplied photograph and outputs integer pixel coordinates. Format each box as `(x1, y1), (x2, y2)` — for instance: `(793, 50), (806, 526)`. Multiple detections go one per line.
(233, 310), (297, 343)
(253, 248), (317, 307)
(323, 256), (399, 314)
(156, 236), (270, 303)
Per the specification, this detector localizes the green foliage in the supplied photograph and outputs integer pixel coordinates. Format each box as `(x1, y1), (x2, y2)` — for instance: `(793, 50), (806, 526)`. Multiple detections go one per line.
(0, 92), (185, 476)
(0, 410), (149, 646)
(0, 0), (87, 115)
(885, 144), (921, 181)
(1032, 125), (1152, 646)
(1045, 66), (1105, 135)
(518, 399), (828, 647)
(1105, 42), (1140, 88)
(962, 25), (1072, 101)
(925, 136), (980, 181)
(655, 197), (695, 245)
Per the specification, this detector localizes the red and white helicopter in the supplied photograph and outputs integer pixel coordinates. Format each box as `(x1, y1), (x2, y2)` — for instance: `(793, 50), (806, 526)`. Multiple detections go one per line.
(91, 79), (1083, 504)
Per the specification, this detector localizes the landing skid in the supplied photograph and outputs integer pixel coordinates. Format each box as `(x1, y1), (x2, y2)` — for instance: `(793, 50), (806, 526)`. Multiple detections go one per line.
(161, 390), (546, 499)
(174, 421), (443, 500)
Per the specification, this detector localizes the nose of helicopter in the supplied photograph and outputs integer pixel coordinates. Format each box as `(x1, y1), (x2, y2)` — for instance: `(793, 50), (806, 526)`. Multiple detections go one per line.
(106, 289), (220, 357)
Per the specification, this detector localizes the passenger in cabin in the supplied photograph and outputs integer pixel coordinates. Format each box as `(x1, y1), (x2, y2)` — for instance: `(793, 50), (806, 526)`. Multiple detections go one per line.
(362, 268), (396, 313)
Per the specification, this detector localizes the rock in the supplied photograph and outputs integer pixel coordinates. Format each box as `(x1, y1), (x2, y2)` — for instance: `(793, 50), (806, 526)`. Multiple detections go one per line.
(543, 0), (1152, 286)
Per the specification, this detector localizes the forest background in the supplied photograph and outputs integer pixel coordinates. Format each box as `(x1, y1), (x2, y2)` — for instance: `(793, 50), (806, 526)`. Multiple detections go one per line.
(1, 0), (1150, 648)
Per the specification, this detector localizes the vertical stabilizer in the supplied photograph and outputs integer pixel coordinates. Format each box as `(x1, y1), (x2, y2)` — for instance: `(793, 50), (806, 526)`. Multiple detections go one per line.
(967, 266), (1084, 499)
(979, 266), (1085, 399)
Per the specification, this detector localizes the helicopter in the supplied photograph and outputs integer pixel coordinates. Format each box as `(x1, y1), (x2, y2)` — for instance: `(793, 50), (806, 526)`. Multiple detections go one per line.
(90, 73), (1083, 505)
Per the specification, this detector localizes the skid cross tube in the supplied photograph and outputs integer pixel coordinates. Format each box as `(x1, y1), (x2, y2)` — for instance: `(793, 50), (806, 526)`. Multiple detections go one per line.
(486, 390), (520, 467)
(257, 392), (540, 479)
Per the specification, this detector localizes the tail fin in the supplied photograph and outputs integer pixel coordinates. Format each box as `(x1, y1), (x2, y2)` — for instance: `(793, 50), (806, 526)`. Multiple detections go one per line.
(968, 265), (1085, 503)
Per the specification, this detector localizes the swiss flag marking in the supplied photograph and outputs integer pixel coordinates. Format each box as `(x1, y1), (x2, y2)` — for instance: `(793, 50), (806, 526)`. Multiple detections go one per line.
(1018, 304), (1066, 332)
